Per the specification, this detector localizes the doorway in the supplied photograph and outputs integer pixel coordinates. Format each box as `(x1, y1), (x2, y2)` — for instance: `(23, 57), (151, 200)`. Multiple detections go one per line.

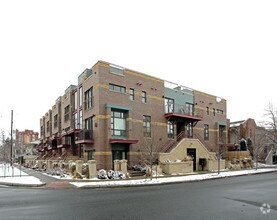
(187, 148), (196, 171)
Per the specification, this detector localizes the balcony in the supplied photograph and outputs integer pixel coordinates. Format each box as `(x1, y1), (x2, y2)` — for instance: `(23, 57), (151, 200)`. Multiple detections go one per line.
(164, 104), (203, 122)
(57, 136), (71, 148)
(75, 129), (94, 144)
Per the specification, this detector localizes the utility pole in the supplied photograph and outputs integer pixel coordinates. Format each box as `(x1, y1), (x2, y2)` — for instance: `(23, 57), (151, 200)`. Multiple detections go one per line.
(10, 110), (13, 167)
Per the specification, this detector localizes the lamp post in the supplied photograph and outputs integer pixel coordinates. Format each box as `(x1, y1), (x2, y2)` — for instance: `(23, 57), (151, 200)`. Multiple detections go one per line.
(10, 110), (13, 167)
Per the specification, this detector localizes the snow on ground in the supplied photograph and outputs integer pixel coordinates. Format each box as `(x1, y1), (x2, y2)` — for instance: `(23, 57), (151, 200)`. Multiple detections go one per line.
(70, 168), (277, 188)
(0, 164), (43, 185)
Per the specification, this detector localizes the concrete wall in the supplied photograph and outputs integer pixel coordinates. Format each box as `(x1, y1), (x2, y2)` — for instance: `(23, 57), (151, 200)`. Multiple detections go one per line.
(159, 138), (217, 171)
(160, 161), (193, 174)
(227, 150), (251, 161)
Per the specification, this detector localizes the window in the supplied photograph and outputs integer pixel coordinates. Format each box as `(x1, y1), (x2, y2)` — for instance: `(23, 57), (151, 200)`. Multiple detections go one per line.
(64, 105), (70, 122)
(206, 107), (209, 115)
(111, 110), (126, 136)
(46, 121), (50, 133)
(85, 116), (93, 130)
(167, 120), (174, 139)
(185, 103), (194, 116)
(186, 122), (193, 138)
(84, 88), (93, 110)
(109, 84), (126, 93)
(74, 92), (78, 111)
(73, 113), (78, 129)
(219, 125), (225, 142)
(109, 64), (124, 75)
(216, 109), (224, 114)
(165, 98), (174, 113)
(204, 124), (209, 141)
(129, 88), (134, 101)
(213, 108), (216, 116)
(79, 110), (83, 129)
(143, 115), (151, 137)
(142, 91), (147, 103)
(54, 114), (58, 128)
(79, 87), (83, 107)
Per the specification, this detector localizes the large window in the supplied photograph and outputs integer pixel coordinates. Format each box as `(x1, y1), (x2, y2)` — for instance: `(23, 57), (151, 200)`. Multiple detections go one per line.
(84, 88), (93, 110)
(79, 87), (83, 107)
(143, 115), (151, 137)
(165, 98), (174, 113)
(186, 122), (193, 138)
(185, 103), (194, 116)
(111, 110), (126, 136)
(219, 125), (225, 142)
(129, 88), (134, 101)
(167, 120), (174, 139)
(54, 114), (58, 128)
(204, 124), (209, 141)
(46, 121), (50, 133)
(109, 84), (126, 93)
(85, 116), (93, 130)
(79, 110), (83, 129)
(64, 105), (70, 122)
(142, 91), (147, 103)
(73, 113), (78, 129)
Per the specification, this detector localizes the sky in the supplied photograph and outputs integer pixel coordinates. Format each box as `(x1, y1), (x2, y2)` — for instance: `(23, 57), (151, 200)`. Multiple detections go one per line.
(0, 0), (277, 135)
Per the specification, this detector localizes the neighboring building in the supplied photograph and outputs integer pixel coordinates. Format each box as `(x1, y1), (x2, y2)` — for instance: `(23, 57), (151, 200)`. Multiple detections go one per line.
(228, 118), (256, 149)
(15, 129), (39, 160)
(37, 61), (228, 170)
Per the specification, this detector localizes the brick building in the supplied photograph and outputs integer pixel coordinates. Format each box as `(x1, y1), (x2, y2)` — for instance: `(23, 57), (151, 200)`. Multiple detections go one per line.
(38, 61), (228, 170)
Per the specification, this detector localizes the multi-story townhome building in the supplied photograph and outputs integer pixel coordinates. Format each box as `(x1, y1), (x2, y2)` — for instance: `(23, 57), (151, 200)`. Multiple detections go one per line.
(38, 61), (228, 170)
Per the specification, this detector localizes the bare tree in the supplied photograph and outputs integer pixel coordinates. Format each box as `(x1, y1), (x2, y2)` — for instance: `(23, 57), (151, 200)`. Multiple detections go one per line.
(139, 123), (160, 180)
(255, 103), (277, 166)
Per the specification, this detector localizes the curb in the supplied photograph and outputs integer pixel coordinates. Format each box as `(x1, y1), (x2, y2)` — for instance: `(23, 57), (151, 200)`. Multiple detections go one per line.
(77, 169), (277, 189)
(0, 181), (46, 187)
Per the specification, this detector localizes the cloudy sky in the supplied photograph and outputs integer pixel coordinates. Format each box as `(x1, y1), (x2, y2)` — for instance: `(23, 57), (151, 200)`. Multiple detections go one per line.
(0, 0), (276, 135)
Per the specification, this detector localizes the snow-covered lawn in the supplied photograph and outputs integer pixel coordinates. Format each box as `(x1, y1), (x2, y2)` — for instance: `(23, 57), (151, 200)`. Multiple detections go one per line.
(0, 164), (43, 186)
(70, 167), (277, 188)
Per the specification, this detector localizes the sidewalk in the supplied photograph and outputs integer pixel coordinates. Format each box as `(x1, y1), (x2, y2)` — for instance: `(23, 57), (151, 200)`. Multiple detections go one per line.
(1, 164), (277, 188)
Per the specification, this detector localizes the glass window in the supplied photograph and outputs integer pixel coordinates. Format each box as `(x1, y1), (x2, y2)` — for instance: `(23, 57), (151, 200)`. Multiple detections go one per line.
(143, 115), (151, 137)
(142, 91), (147, 103)
(185, 103), (194, 116)
(79, 110), (83, 129)
(186, 122), (193, 138)
(109, 64), (124, 75)
(64, 105), (70, 122)
(213, 108), (216, 116)
(85, 116), (93, 130)
(167, 120), (174, 139)
(54, 114), (58, 128)
(73, 113), (78, 129)
(204, 124), (209, 141)
(111, 110), (126, 137)
(79, 87), (83, 107)
(109, 84), (126, 93)
(84, 88), (93, 110)
(206, 107), (209, 115)
(129, 88), (134, 101)
(165, 98), (174, 113)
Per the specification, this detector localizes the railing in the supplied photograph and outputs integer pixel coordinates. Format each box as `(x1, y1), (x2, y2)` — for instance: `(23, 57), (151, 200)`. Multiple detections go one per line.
(164, 104), (203, 118)
(76, 129), (93, 140)
(160, 131), (213, 153)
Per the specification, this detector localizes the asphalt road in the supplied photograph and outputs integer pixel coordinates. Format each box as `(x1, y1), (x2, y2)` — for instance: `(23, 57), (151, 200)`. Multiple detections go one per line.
(0, 172), (276, 220)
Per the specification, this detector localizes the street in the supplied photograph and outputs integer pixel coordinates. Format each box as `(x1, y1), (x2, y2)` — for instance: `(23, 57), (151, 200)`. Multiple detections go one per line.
(0, 172), (276, 220)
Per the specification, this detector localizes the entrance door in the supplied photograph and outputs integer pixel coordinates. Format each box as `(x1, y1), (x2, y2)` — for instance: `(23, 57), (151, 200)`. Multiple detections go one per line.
(187, 148), (196, 171)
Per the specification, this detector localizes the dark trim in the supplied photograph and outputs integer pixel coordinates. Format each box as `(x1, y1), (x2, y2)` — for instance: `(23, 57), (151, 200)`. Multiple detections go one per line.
(164, 113), (202, 121)
(75, 140), (94, 144)
(109, 138), (138, 144)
